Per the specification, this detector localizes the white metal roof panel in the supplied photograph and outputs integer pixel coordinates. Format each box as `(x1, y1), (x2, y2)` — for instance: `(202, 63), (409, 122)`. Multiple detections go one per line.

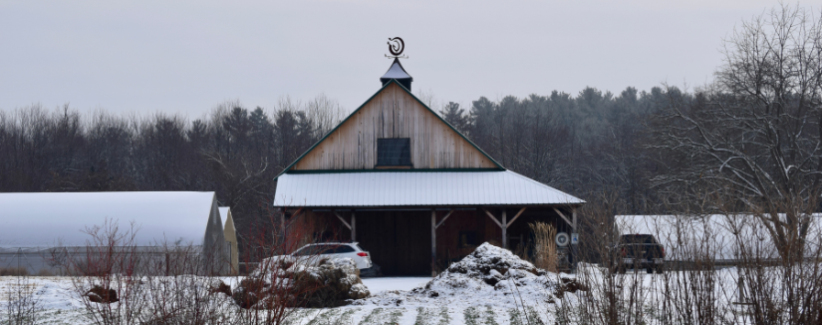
(273, 171), (584, 207)
(0, 191), (216, 247)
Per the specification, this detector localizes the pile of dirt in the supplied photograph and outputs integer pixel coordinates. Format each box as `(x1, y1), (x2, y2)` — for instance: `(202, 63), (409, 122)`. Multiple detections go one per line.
(208, 279), (232, 297)
(356, 243), (580, 307)
(85, 285), (118, 303)
(556, 277), (588, 298)
(233, 257), (369, 309)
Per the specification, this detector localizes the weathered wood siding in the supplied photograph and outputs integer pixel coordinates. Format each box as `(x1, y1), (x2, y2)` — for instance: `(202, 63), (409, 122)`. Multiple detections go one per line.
(292, 82), (497, 170)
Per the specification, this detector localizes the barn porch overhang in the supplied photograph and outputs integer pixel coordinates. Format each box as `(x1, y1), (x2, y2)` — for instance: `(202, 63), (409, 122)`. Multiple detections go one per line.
(274, 170), (583, 276)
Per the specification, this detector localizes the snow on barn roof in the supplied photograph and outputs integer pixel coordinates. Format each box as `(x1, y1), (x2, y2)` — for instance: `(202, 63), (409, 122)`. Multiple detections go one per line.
(0, 191), (217, 248)
(616, 214), (822, 262)
(273, 170), (584, 207)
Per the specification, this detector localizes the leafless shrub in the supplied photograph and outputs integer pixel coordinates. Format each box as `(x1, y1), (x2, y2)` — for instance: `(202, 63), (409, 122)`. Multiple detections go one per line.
(549, 186), (822, 325)
(68, 220), (146, 325)
(723, 199), (822, 325)
(64, 219), (235, 325)
(3, 274), (43, 325)
(136, 243), (231, 325)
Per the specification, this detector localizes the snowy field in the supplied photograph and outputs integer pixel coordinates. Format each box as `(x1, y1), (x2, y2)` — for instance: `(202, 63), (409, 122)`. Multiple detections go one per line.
(0, 275), (558, 325)
(0, 244), (577, 324)
(1, 242), (760, 325)
(0, 270), (752, 325)
(0, 276), (430, 325)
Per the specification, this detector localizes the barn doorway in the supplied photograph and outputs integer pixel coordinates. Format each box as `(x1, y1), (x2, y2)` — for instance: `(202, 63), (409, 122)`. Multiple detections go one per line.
(355, 210), (431, 276)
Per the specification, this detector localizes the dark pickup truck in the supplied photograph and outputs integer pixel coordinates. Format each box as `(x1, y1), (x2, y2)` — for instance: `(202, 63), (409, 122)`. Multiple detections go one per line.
(613, 234), (665, 273)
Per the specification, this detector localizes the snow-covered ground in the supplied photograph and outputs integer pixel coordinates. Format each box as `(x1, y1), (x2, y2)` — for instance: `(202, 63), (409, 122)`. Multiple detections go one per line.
(0, 270), (750, 325)
(0, 276), (559, 325)
(361, 277), (429, 294)
(0, 244), (574, 324)
(0, 242), (760, 325)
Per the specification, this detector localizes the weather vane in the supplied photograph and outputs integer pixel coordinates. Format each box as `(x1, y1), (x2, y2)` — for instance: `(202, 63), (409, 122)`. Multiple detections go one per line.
(385, 37), (408, 59)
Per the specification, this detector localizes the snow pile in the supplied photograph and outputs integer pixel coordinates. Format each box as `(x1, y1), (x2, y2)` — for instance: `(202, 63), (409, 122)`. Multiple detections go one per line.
(358, 243), (569, 307)
(235, 257), (369, 308)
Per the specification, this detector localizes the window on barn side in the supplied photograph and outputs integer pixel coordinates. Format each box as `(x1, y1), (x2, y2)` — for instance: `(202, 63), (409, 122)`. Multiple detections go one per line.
(376, 138), (412, 167)
(458, 231), (478, 248)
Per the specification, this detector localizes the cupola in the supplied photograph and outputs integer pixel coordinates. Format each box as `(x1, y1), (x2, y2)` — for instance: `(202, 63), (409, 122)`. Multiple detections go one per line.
(380, 58), (413, 91)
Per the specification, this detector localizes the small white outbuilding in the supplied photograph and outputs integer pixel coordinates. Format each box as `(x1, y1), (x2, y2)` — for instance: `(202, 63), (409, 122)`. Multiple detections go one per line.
(0, 191), (230, 275)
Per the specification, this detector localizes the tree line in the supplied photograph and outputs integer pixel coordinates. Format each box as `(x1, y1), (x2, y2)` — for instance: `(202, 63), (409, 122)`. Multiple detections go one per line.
(1, 4), (820, 256)
(0, 83), (676, 240)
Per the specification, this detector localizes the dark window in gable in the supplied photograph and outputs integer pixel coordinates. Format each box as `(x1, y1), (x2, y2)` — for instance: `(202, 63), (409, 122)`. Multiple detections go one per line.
(377, 138), (412, 166)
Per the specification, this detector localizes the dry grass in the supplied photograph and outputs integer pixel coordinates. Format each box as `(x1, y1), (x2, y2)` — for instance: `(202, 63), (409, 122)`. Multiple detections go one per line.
(0, 267), (29, 277)
(528, 222), (558, 273)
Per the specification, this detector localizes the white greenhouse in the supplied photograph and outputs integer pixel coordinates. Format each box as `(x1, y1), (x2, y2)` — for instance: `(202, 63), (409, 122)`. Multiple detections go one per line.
(0, 191), (231, 275)
(616, 214), (822, 265)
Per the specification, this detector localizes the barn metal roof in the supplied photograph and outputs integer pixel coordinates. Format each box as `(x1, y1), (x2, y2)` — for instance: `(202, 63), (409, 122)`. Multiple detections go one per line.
(273, 170), (584, 208)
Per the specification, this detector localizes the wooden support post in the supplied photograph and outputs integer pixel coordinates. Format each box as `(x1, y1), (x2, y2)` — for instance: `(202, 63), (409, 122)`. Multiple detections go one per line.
(280, 208), (285, 244)
(287, 207), (305, 228)
(572, 208), (578, 271)
(502, 209), (508, 249)
(431, 209), (437, 277)
(351, 212), (356, 242)
(334, 211), (357, 242)
(572, 208), (577, 231)
(483, 208), (503, 228)
(484, 208), (514, 249)
(280, 208), (286, 231)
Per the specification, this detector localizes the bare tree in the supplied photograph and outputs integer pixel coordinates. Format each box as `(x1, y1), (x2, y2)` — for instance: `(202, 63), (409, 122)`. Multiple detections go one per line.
(305, 94), (347, 137)
(651, 4), (822, 260)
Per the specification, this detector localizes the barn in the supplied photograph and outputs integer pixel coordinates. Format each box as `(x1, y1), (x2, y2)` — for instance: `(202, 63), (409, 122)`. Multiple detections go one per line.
(0, 191), (231, 275)
(273, 59), (585, 276)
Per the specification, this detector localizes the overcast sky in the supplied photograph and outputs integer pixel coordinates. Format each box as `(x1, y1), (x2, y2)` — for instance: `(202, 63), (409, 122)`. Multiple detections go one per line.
(0, 0), (790, 117)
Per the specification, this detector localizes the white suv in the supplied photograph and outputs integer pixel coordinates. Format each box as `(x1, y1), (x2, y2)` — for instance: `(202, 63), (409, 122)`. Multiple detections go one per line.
(291, 242), (373, 270)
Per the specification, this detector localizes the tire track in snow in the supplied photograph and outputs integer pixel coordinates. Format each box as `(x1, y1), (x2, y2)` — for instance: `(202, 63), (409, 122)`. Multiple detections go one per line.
(508, 306), (545, 325)
(358, 307), (405, 325)
(306, 308), (343, 325)
(464, 306), (502, 325)
(414, 306), (450, 325)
